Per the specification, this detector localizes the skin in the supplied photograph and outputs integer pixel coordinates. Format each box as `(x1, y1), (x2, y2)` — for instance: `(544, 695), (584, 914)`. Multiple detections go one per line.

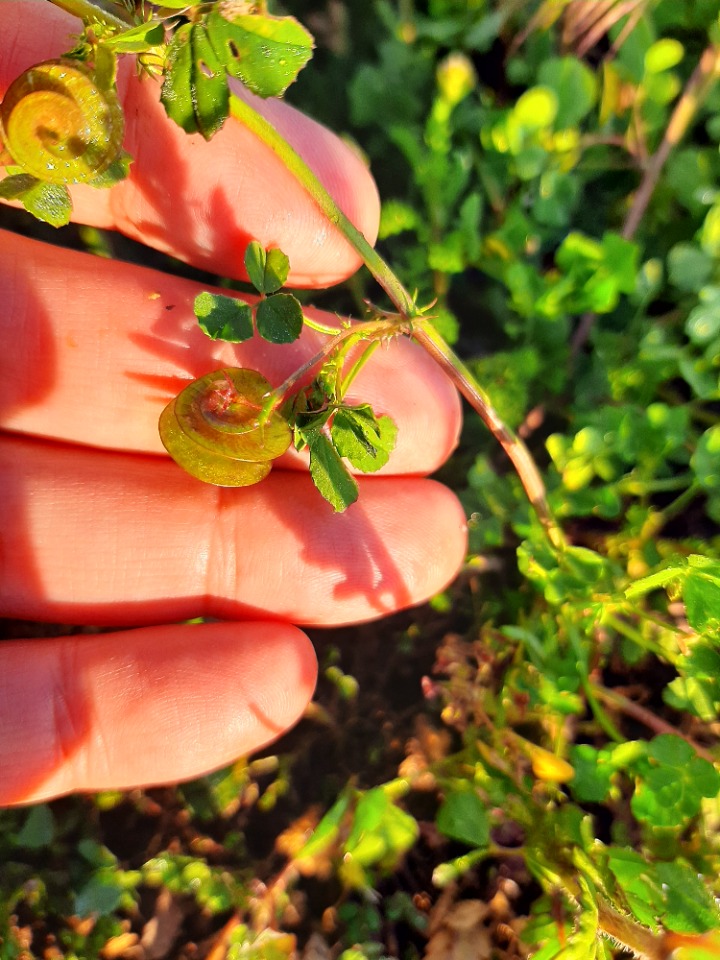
(0, 1), (466, 806)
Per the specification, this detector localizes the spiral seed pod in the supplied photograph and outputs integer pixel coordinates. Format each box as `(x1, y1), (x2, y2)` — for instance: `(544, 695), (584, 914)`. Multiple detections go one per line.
(0, 59), (124, 184)
(159, 368), (292, 486)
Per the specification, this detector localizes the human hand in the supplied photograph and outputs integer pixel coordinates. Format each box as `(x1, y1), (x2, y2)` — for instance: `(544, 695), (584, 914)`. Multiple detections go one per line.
(0, 1), (466, 806)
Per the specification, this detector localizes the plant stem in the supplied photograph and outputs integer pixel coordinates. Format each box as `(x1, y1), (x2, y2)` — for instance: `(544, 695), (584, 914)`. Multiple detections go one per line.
(597, 897), (675, 960)
(302, 315), (342, 336)
(229, 92), (564, 544)
(622, 42), (720, 241)
(229, 95), (415, 318)
(413, 320), (565, 548)
(639, 482), (701, 542)
(260, 318), (405, 420)
(603, 611), (676, 663)
(46, 0), (134, 28)
(592, 684), (715, 763)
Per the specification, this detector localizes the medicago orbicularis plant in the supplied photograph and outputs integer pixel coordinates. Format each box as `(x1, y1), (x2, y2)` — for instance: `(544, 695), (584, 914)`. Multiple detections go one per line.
(0, 0), (558, 526)
(8, 5), (720, 957)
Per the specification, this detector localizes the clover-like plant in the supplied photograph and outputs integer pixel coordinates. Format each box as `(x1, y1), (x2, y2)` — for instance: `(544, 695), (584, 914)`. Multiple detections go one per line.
(7, 5), (720, 959)
(0, 0), (560, 531)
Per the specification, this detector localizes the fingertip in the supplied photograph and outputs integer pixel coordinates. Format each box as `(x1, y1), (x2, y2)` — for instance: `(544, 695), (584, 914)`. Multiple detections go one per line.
(0, 621), (317, 805)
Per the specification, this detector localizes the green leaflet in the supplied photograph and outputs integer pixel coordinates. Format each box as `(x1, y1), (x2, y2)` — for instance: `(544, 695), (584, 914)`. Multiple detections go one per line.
(161, 10), (313, 139)
(331, 406), (397, 473)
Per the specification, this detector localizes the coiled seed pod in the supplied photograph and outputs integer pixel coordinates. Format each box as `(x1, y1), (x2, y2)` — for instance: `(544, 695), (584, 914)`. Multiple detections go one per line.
(159, 368), (292, 486)
(0, 59), (124, 183)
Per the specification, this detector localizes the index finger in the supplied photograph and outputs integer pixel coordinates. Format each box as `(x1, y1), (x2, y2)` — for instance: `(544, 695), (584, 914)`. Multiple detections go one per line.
(0, 1), (380, 286)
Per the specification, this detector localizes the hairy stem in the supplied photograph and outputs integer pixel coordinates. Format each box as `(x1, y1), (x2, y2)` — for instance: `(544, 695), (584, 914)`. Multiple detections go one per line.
(228, 93), (563, 542)
(229, 94), (415, 318)
(622, 42), (720, 240)
(597, 897), (675, 960)
(622, 44), (720, 240)
(261, 318), (406, 420)
(413, 320), (565, 548)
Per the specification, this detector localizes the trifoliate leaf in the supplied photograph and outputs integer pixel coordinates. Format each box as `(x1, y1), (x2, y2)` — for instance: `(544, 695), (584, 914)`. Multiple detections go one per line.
(195, 291), (254, 342)
(0, 175), (71, 227)
(243, 243), (291, 294)
(305, 431), (358, 512)
(206, 9), (314, 98)
(331, 405), (397, 473)
(256, 294), (303, 344)
(631, 734), (720, 829)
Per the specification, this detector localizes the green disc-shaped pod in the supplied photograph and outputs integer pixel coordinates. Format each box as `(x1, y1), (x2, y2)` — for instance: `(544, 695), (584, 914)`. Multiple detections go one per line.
(159, 368), (291, 487)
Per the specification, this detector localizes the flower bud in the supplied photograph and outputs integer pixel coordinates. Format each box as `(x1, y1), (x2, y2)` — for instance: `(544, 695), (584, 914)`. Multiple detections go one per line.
(437, 52), (477, 106)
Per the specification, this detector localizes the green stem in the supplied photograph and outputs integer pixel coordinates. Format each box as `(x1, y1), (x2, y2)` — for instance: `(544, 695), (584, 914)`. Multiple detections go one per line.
(340, 340), (380, 397)
(229, 94), (415, 318)
(572, 41), (720, 355)
(596, 897), (675, 960)
(302, 315), (342, 336)
(603, 611), (677, 665)
(228, 96), (563, 543)
(260, 318), (405, 421)
(46, 0), (134, 28)
(639, 482), (701, 542)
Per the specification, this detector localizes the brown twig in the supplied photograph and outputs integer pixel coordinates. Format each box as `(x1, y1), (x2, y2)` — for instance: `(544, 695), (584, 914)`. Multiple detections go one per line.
(622, 43), (720, 239)
(592, 684), (716, 764)
(609, 2), (647, 58)
(572, 0), (645, 58)
(571, 41), (720, 355)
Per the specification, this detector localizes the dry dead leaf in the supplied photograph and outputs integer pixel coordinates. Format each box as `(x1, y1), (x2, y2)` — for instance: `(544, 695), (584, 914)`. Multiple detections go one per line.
(139, 888), (183, 960)
(300, 931), (333, 960)
(425, 899), (493, 960)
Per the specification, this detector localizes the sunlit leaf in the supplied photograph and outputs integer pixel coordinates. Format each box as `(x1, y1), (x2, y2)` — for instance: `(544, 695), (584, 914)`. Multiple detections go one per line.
(0, 174), (71, 226)
(206, 9), (314, 98)
(195, 291), (254, 342)
(104, 21), (165, 53)
(304, 430), (358, 512)
(256, 294), (303, 344)
(331, 406), (397, 473)
(161, 23), (229, 138)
